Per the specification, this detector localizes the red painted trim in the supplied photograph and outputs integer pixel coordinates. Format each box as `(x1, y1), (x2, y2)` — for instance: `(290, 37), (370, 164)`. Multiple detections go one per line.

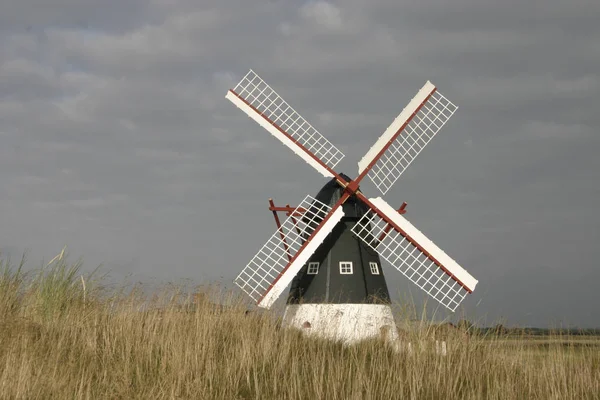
(229, 89), (349, 186)
(399, 202), (408, 214)
(269, 205), (307, 214)
(287, 204), (304, 237)
(356, 192), (472, 293)
(268, 200), (304, 235)
(257, 192), (350, 305)
(377, 203), (407, 242)
(269, 198), (292, 263)
(354, 87), (437, 186)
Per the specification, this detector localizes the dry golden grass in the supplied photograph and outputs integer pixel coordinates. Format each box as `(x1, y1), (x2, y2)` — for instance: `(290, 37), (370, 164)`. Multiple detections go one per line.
(1, 254), (599, 399)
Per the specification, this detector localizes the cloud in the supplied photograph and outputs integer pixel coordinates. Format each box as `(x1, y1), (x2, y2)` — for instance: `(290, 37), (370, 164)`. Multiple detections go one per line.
(521, 120), (593, 140)
(300, 1), (343, 31)
(69, 194), (129, 209)
(0, 0), (599, 327)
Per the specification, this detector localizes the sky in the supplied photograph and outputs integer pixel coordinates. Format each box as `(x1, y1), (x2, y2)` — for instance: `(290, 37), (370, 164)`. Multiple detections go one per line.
(1, 0), (599, 328)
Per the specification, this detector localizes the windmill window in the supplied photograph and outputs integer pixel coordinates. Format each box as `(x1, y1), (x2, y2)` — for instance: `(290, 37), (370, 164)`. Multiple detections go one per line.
(339, 261), (353, 275)
(307, 262), (319, 275)
(369, 262), (380, 275)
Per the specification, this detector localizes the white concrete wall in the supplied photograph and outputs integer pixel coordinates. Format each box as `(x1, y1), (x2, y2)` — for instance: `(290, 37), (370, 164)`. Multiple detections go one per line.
(282, 304), (399, 344)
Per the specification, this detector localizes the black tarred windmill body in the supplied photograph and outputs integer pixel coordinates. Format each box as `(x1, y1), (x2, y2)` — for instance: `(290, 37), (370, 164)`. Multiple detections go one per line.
(225, 70), (479, 343)
(286, 174), (392, 306)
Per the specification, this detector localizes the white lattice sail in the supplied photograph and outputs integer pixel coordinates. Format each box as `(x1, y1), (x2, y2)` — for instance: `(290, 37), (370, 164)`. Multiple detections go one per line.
(226, 70), (345, 178)
(351, 197), (477, 311)
(234, 195), (345, 309)
(357, 81), (458, 195)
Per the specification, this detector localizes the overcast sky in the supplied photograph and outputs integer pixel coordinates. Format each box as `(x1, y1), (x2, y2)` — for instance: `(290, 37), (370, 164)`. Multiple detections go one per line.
(1, 0), (599, 327)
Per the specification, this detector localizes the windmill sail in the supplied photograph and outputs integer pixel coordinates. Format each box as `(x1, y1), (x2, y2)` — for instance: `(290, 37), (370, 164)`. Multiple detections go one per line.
(234, 195), (345, 309)
(226, 70), (344, 178)
(357, 82), (458, 195)
(225, 68), (480, 323)
(351, 197), (477, 311)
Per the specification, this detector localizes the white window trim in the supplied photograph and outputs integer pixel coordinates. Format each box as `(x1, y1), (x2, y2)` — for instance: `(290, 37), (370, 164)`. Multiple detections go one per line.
(369, 262), (380, 275)
(307, 262), (319, 275)
(339, 261), (353, 275)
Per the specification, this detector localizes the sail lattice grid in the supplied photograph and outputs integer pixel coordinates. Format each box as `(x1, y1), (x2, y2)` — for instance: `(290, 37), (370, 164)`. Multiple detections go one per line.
(232, 70), (345, 170)
(234, 195), (331, 303)
(351, 211), (469, 311)
(367, 90), (458, 195)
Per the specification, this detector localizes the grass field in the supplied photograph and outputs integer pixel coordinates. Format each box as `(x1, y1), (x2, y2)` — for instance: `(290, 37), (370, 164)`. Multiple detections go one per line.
(1, 253), (599, 399)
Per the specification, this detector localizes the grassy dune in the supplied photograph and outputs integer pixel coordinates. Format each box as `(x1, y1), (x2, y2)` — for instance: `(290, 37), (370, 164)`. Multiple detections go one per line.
(1, 254), (599, 399)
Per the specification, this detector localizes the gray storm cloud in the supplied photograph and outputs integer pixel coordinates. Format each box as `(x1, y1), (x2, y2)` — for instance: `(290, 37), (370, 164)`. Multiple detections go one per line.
(1, 0), (598, 327)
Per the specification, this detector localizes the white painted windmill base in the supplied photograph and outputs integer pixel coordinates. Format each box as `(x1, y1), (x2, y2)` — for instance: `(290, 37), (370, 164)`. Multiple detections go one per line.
(282, 304), (400, 344)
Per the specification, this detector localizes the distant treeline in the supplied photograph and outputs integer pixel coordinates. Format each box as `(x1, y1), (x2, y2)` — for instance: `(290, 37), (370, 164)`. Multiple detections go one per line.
(477, 326), (600, 336)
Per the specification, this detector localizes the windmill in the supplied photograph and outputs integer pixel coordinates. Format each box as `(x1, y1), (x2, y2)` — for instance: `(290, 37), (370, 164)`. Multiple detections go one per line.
(225, 70), (478, 344)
